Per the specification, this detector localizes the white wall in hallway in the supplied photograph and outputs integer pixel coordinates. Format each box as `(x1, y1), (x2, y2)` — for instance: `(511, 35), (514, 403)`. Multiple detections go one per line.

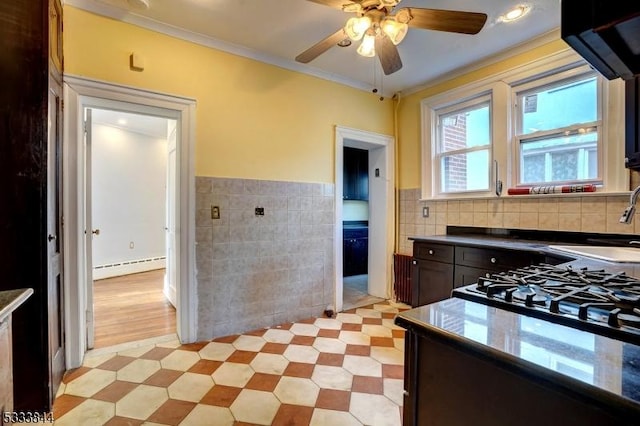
(91, 121), (168, 271)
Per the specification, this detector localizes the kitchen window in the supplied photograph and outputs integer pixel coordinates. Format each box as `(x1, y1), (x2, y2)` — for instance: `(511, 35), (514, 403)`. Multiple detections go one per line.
(514, 71), (601, 186)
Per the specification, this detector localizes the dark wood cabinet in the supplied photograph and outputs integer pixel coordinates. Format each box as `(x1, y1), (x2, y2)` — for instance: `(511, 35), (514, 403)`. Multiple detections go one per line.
(0, 0), (64, 411)
(412, 259), (454, 306)
(343, 147), (369, 200)
(343, 227), (368, 276)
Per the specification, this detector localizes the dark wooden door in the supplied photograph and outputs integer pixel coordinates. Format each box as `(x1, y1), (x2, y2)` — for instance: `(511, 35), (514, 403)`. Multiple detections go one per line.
(412, 259), (454, 307)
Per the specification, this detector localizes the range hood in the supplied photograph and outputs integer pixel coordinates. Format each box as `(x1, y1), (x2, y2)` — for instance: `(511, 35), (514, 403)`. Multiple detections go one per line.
(561, 1), (640, 81)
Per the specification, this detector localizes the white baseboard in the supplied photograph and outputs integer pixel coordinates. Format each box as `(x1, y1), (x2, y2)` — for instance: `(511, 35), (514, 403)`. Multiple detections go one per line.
(93, 257), (166, 280)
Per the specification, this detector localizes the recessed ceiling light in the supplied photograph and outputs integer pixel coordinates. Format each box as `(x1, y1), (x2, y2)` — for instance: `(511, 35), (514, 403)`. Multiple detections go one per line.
(500, 5), (531, 23)
(337, 38), (352, 47)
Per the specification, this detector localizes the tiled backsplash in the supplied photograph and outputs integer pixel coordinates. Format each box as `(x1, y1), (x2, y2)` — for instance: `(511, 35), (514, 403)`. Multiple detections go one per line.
(397, 188), (638, 255)
(195, 177), (335, 341)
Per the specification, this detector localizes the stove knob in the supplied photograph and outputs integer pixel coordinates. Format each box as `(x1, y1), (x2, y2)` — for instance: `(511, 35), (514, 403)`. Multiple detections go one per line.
(490, 257), (497, 264)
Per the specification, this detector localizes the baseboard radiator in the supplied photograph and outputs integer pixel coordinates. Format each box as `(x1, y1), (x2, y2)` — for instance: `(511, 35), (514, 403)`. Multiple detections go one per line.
(393, 254), (412, 305)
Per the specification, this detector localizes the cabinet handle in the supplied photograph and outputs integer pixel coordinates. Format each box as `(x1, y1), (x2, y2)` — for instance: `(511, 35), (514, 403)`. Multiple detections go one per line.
(412, 260), (417, 265)
(403, 390), (409, 397)
(428, 249), (434, 255)
(490, 257), (497, 264)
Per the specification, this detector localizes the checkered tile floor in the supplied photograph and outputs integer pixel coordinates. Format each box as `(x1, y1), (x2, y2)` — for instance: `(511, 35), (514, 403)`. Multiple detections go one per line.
(53, 301), (409, 425)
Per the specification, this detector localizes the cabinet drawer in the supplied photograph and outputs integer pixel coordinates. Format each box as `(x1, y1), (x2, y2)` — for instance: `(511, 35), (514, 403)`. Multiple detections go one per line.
(455, 246), (542, 270)
(413, 242), (454, 263)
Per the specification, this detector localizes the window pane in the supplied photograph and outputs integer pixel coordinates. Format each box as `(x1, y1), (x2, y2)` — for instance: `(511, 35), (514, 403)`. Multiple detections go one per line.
(520, 129), (598, 184)
(521, 76), (597, 135)
(441, 104), (490, 152)
(441, 150), (489, 192)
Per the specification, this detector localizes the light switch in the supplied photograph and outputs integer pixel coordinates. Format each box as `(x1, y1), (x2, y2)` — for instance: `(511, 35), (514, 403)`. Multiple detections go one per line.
(211, 206), (220, 220)
(422, 206), (429, 218)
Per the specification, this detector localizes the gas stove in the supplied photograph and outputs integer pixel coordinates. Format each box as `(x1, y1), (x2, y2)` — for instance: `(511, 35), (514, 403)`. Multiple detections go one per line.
(452, 264), (640, 345)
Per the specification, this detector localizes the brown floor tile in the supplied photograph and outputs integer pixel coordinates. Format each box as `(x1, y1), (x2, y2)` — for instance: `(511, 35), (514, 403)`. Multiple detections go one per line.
(147, 399), (197, 426)
(144, 369), (184, 387)
(213, 334), (239, 343)
(276, 323), (293, 330)
(179, 342), (208, 352)
(140, 346), (175, 360)
(96, 355), (136, 371)
(298, 317), (316, 324)
(345, 345), (371, 356)
(315, 389), (351, 412)
(352, 375), (384, 394)
(382, 364), (404, 379)
(382, 312), (397, 319)
(316, 353), (344, 367)
(271, 404), (314, 426)
(200, 385), (242, 407)
(261, 342), (288, 354)
(392, 329), (405, 338)
(282, 362), (314, 378)
(290, 335), (315, 346)
(317, 329), (340, 338)
(188, 359), (223, 375)
(363, 318), (383, 325)
(245, 373), (281, 392)
(343, 308), (357, 314)
(62, 366), (91, 383)
(92, 380), (138, 402)
(245, 328), (268, 337)
(104, 416), (144, 426)
(341, 323), (362, 332)
(52, 394), (86, 419)
(227, 350), (258, 364)
(370, 337), (395, 347)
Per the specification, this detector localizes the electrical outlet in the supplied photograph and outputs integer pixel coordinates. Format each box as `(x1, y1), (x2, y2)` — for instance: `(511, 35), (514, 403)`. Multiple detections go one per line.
(211, 205), (220, 219)
(422, 206), (429, 218)
(255, 207), (265, 216)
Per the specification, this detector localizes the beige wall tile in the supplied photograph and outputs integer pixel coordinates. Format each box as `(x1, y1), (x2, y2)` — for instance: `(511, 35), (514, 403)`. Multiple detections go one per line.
(436, 225), (447, 235)
(520, 199), (539, 212)
(459, 212), (474, 226)
(488, 199), (503, 214)
(473, 200), (488, 212)
(558, 198), (581, 214)
(606, 196), (629, 215)
(447, 200), (460, 212)
(538, 213), (559, 230)
(459, 200), (474, 213)
(581, 198), (606, 215)
(503, 199), (520, 213)
(580, 214), (606, 232)
(503, 212), (520, 228)
(488, 212), (504, 228)
(473, 212), (488, 227)
(538, 199), (559, 213)
(447, 211), (460, 225)
(519, 212), (539, 229)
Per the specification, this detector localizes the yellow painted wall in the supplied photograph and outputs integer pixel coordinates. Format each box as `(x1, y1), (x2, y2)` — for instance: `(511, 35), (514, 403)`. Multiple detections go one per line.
(63, 6), (393, 182)
(396, 39), (570, 189)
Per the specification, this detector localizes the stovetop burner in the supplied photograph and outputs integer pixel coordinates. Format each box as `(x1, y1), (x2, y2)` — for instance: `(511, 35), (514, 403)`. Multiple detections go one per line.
(452, 264), (640, 345)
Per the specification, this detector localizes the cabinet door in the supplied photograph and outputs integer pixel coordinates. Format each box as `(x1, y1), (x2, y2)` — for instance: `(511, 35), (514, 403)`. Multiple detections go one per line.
(412, 259), (454, 307)
(353, 237), (368, 275)
(454, 265), (494, 288)
(343, 147), (368, 200)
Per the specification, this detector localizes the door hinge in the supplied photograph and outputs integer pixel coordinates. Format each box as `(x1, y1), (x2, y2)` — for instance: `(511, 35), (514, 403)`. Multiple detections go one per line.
(61, 99), (64, 111)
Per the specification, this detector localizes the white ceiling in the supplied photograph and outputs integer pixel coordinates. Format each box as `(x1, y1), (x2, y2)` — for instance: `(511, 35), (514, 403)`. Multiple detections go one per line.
(67, 0), (562, 95)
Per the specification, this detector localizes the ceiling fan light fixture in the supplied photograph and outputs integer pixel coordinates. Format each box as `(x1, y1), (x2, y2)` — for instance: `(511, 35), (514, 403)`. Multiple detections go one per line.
(500, 5), (531, 23)
(357, 31), (376, 57)
(345, 16), (372, 41)
(381, 18), (408, 45)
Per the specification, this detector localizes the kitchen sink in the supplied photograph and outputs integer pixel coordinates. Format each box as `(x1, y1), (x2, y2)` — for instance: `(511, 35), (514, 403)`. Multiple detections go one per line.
(548, 245), (640, 263)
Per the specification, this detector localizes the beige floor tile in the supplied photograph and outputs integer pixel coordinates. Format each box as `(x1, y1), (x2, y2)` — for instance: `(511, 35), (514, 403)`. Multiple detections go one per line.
(343, 355), (382, 377)
(250, 353), (290, 375)
(230, 389), (281, 425)
(232, 335), (267, 352)
(156, 339), (182, 348)
(282, 344), (320, 364)
(313, 318), (343, 330)
(82, 352), (116, 368)
(382, 319), (404, 331)
(311, 365), (353, 391)
(115, 384), (168, 420)
(64, 369), (116, 397)
(211, 362), (255, 387)
(116, 359), (161, 383)
(117, 344), (156, 358)
(273, 376), (319, 406)
(313, 337), (347, 354)
(160, 350), (200, 371)
(180, 404), (235, 426)
(338, 331), (371, 346)
(394, 338), (404, 352)
(167, 372), (214, 402)
(372, 304), (399, 313)
(362, 325), (393, 338)
(310, 408), (363, 426)
(384, 378), (404, 406)
(355, 308), (382, 319)
(289, 323), (320, 336)
(370, 347), (404, 365)
(336, 313), (363, 324)
(349, 392), (401, 426)
(55, 399), (115, 426)
(198, 342), (235, 361)
(262, 328), (294, 344)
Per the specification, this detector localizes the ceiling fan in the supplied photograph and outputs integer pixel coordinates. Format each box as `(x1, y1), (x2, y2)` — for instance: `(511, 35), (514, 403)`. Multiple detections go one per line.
(296, 0), (488, 75)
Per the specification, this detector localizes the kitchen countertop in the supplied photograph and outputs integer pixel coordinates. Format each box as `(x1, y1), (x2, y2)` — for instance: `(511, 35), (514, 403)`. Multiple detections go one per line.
(395, 298), (640, 419)
(0, 289), (33, 323)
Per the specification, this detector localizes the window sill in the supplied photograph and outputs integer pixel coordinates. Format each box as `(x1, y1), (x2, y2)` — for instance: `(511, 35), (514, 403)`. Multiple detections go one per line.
(420, 190), (632, 202)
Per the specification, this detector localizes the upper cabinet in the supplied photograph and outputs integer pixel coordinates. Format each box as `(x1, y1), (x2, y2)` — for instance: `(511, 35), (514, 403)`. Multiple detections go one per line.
(343, 147), (369, 201)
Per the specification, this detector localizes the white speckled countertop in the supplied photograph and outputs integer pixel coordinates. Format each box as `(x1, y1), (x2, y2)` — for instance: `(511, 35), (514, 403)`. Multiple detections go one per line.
(0, 288), (33, 323)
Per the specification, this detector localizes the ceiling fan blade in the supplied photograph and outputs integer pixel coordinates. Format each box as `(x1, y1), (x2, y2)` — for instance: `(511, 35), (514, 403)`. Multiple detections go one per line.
(375, 35), (403, 75)
(305, 0), (348, 10)
(295, 29), (348, 63)
(399, 8), (488, 35)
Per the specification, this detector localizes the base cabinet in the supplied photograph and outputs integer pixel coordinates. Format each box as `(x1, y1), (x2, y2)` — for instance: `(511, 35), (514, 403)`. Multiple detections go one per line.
(412, 260), (454, 306)
(0, 318), (12, 414)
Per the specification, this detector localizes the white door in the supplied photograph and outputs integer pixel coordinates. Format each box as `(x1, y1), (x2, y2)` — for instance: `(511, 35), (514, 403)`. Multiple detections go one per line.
(84, 108), (96, 349)
(165, 120), (177, 307)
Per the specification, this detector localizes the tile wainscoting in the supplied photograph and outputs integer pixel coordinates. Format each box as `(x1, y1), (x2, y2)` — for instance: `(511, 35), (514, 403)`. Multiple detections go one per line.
(397, 189), (638, 255)
(195, 177), (335, 341)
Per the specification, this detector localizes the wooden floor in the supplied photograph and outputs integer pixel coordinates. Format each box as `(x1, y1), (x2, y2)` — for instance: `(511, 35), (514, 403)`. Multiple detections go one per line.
(93, 269), (176, 348)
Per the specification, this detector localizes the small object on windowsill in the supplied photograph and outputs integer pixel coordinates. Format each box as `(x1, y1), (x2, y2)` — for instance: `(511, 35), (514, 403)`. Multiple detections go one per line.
(507, 184), (597, 195)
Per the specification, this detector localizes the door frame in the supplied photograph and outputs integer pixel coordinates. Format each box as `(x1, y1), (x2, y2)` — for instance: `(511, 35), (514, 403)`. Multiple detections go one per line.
(63, 75), (197, 368)
(334, 126), (395, 313)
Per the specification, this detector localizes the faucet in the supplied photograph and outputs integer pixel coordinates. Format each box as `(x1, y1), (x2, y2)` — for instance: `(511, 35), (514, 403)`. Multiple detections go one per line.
(620, 185), (640, 224)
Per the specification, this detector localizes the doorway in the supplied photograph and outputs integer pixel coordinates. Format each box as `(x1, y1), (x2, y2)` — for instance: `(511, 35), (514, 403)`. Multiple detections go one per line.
(88, 108), (176, 348)
(63, 76), (197, 369)
(334, 126), (395, 313)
